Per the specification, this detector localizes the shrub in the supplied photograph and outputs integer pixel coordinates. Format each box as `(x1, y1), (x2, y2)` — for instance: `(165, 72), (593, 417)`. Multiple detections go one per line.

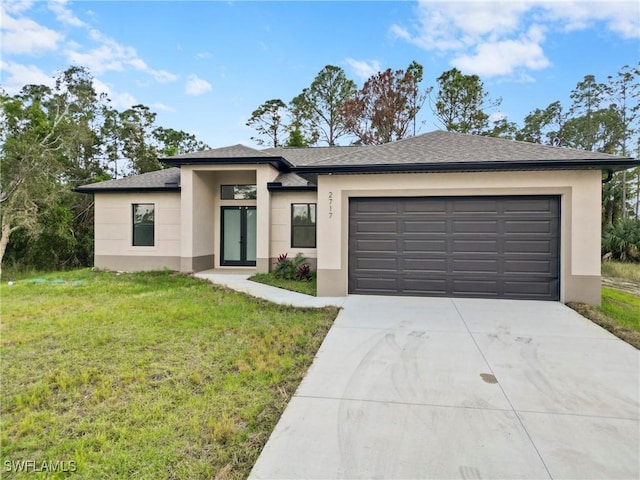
(602, 219), (640, 262)
(274, 253), (312, 281)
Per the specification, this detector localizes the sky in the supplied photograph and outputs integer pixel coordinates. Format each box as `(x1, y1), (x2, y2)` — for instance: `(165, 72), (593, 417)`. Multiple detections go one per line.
(1, 0), (639, 149)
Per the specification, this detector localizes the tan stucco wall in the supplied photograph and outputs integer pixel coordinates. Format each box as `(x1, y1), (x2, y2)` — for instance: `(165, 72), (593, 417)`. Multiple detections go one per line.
(179, 164), (279, 272)
(94, 191), (181, 271)
(270, 190), (318, 269)
(315, 170), (602, 305)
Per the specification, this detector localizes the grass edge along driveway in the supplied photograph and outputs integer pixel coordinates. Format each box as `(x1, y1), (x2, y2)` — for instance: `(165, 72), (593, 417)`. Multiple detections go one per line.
(1, 270), (338, 479)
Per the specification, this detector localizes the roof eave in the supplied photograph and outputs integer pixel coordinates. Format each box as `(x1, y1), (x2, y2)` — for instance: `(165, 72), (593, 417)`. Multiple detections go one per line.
(160, 156), (293, 171)
(292, 158), (639, 174)
(266, 182), (317, 192)
(73, 186), (181, 194)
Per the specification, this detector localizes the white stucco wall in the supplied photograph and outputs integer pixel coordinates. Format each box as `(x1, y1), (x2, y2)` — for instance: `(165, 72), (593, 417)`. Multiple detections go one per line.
(270, 190), (318, 266)
(94, 191), (181, 270)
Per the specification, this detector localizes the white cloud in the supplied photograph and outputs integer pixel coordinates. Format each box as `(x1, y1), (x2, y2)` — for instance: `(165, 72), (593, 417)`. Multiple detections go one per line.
(152, 102), (176, 112)
(185, 75), (212, 96)
(345, 58), (381, 81)
(0, 61), (54, 94)
(0, 8), (64, 55)
(93, 78), (137, 109)
(64, 29), (178, 83)
(3, 0), (34, 15)
(453, 26), (550, 77)
(195, 52), (212, 59)
(392, 0), (639, 78)
(48, 0), (86, 27)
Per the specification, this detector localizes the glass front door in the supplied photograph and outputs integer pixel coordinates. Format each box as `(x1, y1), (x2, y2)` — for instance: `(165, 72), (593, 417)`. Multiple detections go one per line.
(221, 206), (256, 266)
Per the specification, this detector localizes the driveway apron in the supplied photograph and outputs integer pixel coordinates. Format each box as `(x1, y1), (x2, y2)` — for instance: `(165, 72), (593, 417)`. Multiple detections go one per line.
(249, 295), (640, 480)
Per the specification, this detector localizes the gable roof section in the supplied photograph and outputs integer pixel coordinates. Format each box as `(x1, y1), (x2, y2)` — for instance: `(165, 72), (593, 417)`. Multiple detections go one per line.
(161, 144), (291, 170)
(74, 167), (180, 193)
(75, 131), (637, 193)
(292, 131), (637, 173)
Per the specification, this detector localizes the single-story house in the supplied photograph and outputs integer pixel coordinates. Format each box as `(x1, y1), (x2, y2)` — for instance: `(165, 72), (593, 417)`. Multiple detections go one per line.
(76, 130), (638, 305)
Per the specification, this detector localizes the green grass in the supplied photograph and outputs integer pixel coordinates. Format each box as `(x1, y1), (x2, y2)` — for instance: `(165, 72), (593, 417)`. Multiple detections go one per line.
(1, 269), (337, 478)
(249, 273), (316, 296)
(601, 261), (640, 283)
(598, 287), (640, 332)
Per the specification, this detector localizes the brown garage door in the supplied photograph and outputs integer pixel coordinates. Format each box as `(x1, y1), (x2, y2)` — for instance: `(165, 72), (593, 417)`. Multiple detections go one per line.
(349, 196), (560, 300)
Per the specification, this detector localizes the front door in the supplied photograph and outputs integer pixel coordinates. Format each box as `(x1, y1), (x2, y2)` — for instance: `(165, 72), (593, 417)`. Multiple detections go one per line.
(221, 206), (256, 266)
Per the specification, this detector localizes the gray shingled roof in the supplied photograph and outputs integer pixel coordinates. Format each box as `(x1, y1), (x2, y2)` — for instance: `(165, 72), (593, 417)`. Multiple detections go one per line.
(162, 144), (276, 160)
(74, 168), (180, 192)
(263, 145), (372, 166)
(298, 131), (629, 167)
(76, 131), (636, 193)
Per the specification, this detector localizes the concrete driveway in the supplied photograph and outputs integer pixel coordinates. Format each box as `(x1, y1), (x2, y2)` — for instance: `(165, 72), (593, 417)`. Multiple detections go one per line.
(250, 295), (639, 480)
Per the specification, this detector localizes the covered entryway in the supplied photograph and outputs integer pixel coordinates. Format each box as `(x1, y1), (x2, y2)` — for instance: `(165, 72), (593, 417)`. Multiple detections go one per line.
(348, 196), (560, 300)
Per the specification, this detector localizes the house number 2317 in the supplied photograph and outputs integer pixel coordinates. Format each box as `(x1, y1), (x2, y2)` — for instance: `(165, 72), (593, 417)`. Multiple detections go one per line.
(328, 191), (333, 218)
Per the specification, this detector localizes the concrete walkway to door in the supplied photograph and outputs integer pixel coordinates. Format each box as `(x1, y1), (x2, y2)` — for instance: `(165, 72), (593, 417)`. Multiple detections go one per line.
(250, 295), (640, 479)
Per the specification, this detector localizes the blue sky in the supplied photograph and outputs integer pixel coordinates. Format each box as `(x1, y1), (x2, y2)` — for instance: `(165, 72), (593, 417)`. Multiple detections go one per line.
(1, 0), (638, 148)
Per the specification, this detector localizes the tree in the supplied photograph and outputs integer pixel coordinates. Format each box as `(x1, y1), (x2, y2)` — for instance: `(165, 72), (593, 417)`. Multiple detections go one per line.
(119, 104), (161, 173)
(341, 61), (427, 145)
(291, 65), (356, 146)
(517, 101), (566, 145)
(246, 99), (288, 147)
(152, 127), (210, 156)
(433, 68), (500, 134)
(607, 64), (640, 219)
(0, 84), (68, 271)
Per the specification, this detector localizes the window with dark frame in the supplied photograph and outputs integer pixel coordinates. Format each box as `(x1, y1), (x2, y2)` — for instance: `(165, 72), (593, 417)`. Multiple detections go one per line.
(132, 203), (155, 246)
(291, 203), (316, 248)
(221, 185), (257, 200)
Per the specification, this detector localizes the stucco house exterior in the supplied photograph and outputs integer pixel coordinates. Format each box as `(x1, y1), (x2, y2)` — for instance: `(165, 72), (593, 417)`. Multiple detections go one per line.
(76, 131), (638, 305)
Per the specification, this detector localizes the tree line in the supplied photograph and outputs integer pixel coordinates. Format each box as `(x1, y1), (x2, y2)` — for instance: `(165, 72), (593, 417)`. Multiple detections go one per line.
(247, 62), (639, 226)
(0, 66), (209, 273)
(1, 62), (639, 273)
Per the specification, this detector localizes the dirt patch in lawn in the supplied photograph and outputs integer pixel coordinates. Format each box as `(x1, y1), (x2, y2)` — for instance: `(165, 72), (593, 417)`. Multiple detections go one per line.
(602, 276), (640, 298)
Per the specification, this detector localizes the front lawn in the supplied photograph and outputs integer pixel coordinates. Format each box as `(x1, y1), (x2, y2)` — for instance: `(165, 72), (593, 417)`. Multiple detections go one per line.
(1, 270), (337, 478)
(249, 272), (316, 296)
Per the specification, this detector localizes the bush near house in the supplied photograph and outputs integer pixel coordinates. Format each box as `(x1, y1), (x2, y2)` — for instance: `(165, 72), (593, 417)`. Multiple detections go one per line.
(602, 219), (640, 262)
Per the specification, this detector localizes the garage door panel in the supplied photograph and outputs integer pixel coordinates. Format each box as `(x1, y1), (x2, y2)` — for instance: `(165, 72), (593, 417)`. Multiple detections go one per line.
(404, 220), (447, 233)
(355, 239), (398, 252)
(503, 198), (554, 213)
(354, 220), (398, 233)
(403, 278), (448, 293)
(504, 259), (555, 274)
(504, 220), (554, 234)
(349, 196), (560, 300)
(452, 200), (499, 214)
(402, 258), (447, 273)
(404, 239), (447, 252)
(452, 239), (499, 253)
(504, 239), (554, 253)
(452, 259), (498, 273)
(453, 220), (499, 233)
(355, 257), (398, 272)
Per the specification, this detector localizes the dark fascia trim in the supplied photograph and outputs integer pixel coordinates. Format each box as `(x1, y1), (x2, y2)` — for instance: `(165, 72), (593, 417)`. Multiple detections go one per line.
(291, 158), (639, 174)
(161, 156), (293, 171)
(267, 182), (317, 192)
(73, 186), (181, 194)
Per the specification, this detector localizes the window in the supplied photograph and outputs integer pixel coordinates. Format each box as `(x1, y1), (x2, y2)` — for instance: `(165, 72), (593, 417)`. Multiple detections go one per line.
(221, 185), (257, 200)
(133, 204), (154, 246)
(291, 204), (316, 248)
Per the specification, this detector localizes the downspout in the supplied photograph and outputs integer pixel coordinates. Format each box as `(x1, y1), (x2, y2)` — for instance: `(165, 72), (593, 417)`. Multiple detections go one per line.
(602, 170), (614, 184)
